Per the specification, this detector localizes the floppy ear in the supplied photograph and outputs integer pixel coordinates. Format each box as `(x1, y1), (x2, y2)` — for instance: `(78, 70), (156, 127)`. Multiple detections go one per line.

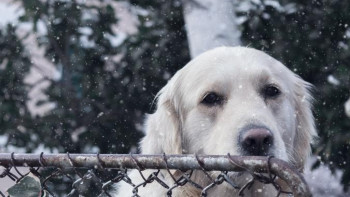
(292, 76), (317, 171)
(140, 73), (183, 154)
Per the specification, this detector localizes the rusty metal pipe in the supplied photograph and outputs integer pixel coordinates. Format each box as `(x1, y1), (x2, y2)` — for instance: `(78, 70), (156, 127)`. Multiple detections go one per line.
(0, 153), (311, 197)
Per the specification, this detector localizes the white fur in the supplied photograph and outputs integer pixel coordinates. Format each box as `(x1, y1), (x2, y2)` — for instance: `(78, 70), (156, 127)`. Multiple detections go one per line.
(114, 47), (317, 197)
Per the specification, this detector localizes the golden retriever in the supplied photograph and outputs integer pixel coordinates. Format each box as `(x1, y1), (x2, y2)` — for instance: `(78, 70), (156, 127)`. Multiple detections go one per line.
(115, 47), (317, 196)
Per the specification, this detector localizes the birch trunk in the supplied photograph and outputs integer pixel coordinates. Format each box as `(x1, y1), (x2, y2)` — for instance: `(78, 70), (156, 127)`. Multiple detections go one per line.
(183, 0), (241, 58)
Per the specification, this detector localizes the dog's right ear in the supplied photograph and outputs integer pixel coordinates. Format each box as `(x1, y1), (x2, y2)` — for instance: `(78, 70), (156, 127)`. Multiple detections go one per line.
(140, 73), (183, 154)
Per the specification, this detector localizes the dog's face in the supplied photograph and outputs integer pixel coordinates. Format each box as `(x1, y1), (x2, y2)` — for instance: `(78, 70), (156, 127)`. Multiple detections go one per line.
(141, 47), (316, 169)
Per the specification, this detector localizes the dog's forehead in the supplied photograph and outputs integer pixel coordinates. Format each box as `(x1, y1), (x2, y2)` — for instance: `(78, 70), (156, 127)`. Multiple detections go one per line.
(181, 47), (291, 84)
(187, 47), (284, 72)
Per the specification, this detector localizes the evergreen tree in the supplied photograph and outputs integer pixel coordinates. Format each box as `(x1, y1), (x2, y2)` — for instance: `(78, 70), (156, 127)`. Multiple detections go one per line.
(0, 25), (32, 151)
(1, 0), (189, 154)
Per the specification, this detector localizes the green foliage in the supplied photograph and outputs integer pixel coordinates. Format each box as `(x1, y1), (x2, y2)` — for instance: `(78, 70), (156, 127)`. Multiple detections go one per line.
(7, 173), (45, 197)
(6, 170), (112, 197)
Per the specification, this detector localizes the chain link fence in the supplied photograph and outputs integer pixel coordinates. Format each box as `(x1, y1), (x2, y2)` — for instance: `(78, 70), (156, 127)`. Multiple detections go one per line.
(0, 153), (311, 197)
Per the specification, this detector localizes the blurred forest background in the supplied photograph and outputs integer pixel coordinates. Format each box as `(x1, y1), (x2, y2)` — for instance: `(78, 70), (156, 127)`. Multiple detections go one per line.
(0, 0), (350, 192)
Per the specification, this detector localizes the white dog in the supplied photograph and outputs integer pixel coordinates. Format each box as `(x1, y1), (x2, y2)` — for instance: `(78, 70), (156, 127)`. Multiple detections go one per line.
(115, 47), (317, 196)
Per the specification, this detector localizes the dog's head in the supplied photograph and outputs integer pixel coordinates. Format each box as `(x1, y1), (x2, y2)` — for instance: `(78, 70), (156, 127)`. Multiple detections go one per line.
(141, 47), (317, 170)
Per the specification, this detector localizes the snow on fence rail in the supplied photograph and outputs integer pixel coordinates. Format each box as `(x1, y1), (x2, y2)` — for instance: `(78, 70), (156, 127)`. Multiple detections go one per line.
(0, 153), (311, 197)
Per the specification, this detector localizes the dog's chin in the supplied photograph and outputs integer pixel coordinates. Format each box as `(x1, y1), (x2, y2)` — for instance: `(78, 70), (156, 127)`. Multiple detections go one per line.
(227, 171), (245, 178)
(238, 147), (289, 162)
(225, 171), (254, 188)
(239, 151), (275, 158)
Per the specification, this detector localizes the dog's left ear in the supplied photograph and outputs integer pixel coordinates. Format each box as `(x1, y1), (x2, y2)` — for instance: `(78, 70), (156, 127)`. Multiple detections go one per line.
(140, 72), (183, 154)
(292, 76), (317, 171)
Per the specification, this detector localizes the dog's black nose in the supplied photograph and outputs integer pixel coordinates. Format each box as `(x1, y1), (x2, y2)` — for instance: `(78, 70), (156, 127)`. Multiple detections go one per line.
(240, 127), (273, 156)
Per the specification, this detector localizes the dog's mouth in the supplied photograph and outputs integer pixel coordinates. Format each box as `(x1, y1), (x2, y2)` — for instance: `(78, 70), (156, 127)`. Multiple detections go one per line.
(240, 149), (274, 157)
(228, 171), (245, 178)
(224, 171), (254, 189)
(237, 144), (276, 158)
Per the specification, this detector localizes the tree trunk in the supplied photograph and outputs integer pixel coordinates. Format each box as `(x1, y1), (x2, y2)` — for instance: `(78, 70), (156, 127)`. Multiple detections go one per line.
(183, 0), (241, 58)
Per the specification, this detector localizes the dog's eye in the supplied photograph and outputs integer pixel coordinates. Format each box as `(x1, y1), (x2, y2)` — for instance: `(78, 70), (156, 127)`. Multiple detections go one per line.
(202, 92), (223, 106)
(263, 85), (281, 98)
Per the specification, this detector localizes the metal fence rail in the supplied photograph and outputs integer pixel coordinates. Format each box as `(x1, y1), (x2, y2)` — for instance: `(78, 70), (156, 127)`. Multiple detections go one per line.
(0, 153), (311, 197)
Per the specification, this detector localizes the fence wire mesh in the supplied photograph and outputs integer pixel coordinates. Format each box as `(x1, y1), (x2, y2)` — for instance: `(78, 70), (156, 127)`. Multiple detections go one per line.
(0, 153), (311, 197)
